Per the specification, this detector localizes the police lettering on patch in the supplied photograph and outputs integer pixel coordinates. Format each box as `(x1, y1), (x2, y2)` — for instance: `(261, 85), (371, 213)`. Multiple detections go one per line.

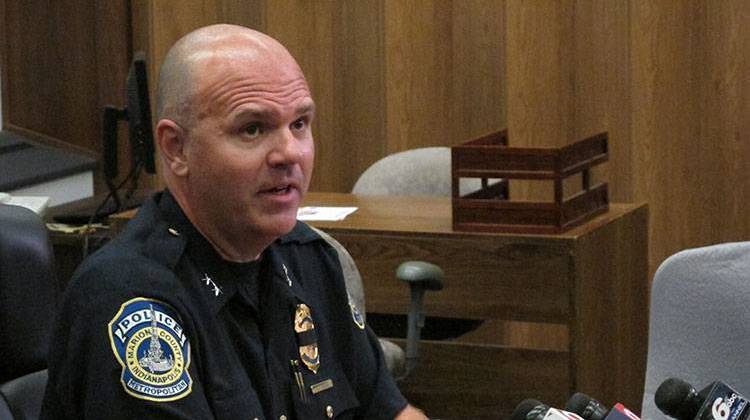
(108, 297), (192, 402)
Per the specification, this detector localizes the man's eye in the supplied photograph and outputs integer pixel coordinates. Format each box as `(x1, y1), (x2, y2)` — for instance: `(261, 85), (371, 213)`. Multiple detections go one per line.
(243, 123), (263, 138)
(291, 118), (307, 131)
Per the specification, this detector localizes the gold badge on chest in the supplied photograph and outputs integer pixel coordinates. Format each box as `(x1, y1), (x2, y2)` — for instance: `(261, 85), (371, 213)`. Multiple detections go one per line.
(294, 303), (320, 374)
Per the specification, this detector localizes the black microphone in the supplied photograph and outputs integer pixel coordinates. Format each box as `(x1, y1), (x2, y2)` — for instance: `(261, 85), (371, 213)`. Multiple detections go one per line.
(655, 377), (750, 420)
(565, 393), (641, 420)
(512, 398), (584, 420)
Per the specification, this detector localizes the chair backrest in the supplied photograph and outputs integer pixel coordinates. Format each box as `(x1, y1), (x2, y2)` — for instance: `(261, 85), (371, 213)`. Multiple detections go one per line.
(309, 226), (366, 317)
(352, 147), (483, 197)
(641, 241), (750, 418)
(0, 204), (57, 383)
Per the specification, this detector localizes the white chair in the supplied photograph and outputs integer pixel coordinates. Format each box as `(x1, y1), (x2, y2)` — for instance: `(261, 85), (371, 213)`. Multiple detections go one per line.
(641, 242), (750, 419)
(352, 147), (488, 197)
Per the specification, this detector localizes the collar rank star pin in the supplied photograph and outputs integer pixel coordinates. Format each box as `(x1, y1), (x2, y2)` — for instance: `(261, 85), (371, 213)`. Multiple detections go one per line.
(201, 273), (222, 297)
(294, 303), (320, 374)
(282, 263), (292, 287)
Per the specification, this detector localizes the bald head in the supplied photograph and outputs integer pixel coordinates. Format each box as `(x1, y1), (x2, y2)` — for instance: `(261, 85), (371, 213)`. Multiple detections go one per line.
(156, 24), (304, 125)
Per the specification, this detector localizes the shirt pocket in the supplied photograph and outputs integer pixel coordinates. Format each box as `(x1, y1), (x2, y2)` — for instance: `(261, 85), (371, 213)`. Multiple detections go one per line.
(293, 361), (360, 419)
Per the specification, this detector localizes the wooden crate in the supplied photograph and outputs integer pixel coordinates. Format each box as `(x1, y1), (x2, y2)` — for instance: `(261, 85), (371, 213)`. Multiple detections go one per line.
(451, 130), (609, 233)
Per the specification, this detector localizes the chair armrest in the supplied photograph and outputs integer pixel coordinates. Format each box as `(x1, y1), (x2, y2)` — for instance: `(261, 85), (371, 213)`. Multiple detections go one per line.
(396, 261), (444, 378)
(396, 261), (444, 291)
(0, 369), (48, 420)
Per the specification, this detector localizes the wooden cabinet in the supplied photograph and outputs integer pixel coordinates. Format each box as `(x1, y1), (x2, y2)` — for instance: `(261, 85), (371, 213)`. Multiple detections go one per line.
(305, 193), (649, 419)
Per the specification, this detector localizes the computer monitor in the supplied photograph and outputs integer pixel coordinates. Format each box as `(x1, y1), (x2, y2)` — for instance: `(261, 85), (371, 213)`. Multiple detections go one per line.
(103, 51), (156, 182)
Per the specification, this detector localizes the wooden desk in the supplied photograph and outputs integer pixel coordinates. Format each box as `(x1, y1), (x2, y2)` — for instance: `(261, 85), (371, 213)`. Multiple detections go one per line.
(112, 193), (649, 419)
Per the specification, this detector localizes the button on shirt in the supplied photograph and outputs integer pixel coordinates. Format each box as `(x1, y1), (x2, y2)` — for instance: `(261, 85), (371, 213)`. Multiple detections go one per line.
(41, 190), (407, 419)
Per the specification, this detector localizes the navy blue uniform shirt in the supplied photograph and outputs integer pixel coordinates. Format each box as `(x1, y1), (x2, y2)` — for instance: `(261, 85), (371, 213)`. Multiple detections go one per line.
(41, 190), (407, 419)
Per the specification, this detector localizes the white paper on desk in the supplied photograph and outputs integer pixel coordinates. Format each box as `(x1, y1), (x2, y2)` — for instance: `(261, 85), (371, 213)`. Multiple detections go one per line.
(297, 206), (358, 221)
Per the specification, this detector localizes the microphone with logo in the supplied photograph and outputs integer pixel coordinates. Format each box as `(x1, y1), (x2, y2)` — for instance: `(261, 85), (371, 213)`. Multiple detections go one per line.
(655, 377), (750, 420)
(512, 398), (585, 420)
(564, 392), (641, 420)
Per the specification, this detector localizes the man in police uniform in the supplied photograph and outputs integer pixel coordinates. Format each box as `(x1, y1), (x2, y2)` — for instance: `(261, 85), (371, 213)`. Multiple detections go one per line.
(40, 24), (427, 419)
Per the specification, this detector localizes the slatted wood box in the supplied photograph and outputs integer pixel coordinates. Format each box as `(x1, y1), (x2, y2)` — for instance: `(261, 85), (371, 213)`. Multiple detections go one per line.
(451, 130), (609, 233)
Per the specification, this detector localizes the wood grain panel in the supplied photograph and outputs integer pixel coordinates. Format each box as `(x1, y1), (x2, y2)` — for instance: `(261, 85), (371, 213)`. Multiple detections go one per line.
(571, 1), (631, 202)
(383, 1), (452, 153)
(696, 1), (750, 244)
(0, 0), (8, 125)
(266, 1), (337, 192)
(397, 340), (569, 419)
(504, 0), (574, 202)
(1, 0), (130, 192)
(2, 1), (129, 154)
(336, 232), (572, 322)
(333, 1), (387, 192)
(449, 0), (507, 144)
(630, 0), (750, 274)
(572, 204), (649, 410)
(265, 1), (387, 193)
(505, 0), (575, 148)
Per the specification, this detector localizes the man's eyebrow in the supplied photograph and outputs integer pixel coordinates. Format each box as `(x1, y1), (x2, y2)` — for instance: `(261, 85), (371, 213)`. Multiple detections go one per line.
(296, 102), (316, 116)
(234, 107), (276, 121)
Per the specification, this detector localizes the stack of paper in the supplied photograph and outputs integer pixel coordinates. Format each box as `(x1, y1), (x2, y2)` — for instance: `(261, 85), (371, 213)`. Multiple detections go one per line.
(297, 206), (358, 221)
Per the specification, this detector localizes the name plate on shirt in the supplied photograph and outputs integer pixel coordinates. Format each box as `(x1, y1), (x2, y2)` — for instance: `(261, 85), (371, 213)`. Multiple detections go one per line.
(310, 379), (334, 394)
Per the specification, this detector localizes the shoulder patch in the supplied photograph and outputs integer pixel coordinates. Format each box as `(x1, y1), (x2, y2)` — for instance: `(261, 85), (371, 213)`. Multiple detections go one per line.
(108, 297), (192, 402)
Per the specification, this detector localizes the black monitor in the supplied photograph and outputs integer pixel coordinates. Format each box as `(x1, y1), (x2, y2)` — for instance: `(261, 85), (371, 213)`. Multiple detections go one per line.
(103, 51), (156, 182)
(50, 52), (156, 226)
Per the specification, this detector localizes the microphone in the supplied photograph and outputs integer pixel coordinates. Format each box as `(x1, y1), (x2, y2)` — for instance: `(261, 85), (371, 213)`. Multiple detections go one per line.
(512, 398), (585, 420)
(655, 377), (750, 420)
(565, 393), (641, 420)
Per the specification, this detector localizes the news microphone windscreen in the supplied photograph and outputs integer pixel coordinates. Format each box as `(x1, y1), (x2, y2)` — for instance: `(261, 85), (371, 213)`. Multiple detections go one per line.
(655, 377), (701, 420)
(565, 392), (608, 420)
(512, 399), (546, 420)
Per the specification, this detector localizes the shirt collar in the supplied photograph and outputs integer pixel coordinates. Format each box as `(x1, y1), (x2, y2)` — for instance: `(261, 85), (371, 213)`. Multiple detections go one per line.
(142, 190), (321, 314)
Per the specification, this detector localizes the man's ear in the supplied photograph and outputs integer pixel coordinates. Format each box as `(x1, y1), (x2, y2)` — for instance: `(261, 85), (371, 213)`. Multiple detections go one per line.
(156, 119), (189, 177)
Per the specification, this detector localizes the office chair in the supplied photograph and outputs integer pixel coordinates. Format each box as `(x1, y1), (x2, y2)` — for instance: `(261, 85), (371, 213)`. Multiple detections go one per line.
(351, 147), (475, 379)
(640, 242), (750, 419)
(0, 204), (58, 420)
(311, 227), (443, 380)
(352, 146), (487, 197)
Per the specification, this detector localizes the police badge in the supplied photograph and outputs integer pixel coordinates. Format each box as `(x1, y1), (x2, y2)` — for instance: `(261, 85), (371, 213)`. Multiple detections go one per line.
(108, 297), (192, 401)
(293, 303), (320, 374)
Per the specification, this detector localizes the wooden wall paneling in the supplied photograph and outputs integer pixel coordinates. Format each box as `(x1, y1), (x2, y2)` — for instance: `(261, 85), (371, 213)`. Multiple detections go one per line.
(218, 0), (265, 29)
(266, 1), (340, 193)
(631, 0), (750, 274)
(450, 0), (507, 145)
(94, 1), (133, 190)
(631, 1), (708, 269)
(3, 0), (127, 156)
(132, 0), (266, 77)
(504, 0), (575, 201)
(0, 0), (6, 126)
(505, 0), (575, 149)
(383, 1), (453, 154)
(2, 0), (130, 193)
(334, 1), (387, 193)
(571, 0), (631, 202)
(701, 1), (750, 243)
(264, 0), (388, 193)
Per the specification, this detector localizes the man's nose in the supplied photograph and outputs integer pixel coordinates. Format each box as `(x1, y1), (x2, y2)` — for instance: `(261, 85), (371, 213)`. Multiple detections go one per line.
(268, 128), (303, 167)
